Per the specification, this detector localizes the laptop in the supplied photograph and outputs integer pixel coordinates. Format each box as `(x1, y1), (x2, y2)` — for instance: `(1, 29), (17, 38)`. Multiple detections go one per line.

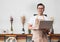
(39, 20), (53, 30)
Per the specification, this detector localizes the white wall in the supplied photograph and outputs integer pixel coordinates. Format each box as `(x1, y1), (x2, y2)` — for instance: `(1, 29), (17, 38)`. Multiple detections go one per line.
(0, 0), (60, 34)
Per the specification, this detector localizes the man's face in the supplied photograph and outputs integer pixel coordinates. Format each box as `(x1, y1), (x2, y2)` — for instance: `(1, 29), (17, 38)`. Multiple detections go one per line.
(37, 5), (44, 14)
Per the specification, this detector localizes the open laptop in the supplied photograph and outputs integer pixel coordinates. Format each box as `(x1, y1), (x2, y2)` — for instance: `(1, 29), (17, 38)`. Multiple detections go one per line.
(39, 20), (53, 30)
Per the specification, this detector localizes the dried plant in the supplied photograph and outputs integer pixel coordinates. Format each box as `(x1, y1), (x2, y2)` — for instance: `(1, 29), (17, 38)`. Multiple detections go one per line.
(10, 16), (13, 32)
(21, 16), (26, 27)
(50, 16), (54, 21)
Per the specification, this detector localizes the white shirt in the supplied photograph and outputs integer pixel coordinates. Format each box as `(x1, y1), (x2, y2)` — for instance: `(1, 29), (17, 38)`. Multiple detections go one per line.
(28, 15), (48, 28)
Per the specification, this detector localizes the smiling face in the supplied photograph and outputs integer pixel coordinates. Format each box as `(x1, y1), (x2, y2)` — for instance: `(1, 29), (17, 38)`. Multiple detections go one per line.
(37, 5), (45, 15)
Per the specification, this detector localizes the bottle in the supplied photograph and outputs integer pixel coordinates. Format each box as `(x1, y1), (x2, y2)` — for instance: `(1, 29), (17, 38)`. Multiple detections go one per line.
(22, 28), (25, 34)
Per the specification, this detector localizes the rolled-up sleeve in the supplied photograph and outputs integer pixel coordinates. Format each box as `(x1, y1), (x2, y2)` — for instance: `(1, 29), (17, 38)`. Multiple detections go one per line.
(28, 17), (34, 25)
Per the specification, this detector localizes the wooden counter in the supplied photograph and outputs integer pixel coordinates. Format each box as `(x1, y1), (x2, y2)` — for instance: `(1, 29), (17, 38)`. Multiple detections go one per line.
(48, 34), (60, 42)
(0, 34), (32, 37)
(49, 34), (60, 39)
(0, 34), (60, 42)
(0, 34), (60, 40)
(0, 34), (32, 40)
(0, 34), (32, 42)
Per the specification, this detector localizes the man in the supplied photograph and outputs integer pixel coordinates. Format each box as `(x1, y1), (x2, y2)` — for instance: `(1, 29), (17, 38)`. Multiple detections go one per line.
(28, 3), (52, 42)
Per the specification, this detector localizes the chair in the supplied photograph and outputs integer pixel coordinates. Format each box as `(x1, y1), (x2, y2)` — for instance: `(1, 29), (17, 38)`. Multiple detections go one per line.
(6, 37), (17, 42)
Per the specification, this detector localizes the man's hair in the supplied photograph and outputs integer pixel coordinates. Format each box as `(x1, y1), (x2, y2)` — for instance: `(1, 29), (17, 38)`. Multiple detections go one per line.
(37, 3), (45, 8)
